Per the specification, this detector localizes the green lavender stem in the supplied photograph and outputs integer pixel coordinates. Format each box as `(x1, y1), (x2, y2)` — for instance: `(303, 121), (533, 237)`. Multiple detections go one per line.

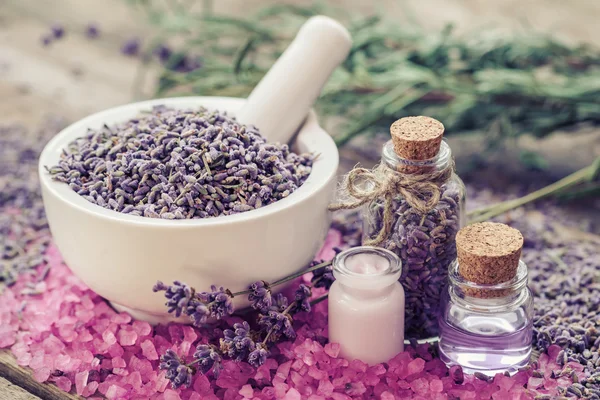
(467, 157), (600, 223)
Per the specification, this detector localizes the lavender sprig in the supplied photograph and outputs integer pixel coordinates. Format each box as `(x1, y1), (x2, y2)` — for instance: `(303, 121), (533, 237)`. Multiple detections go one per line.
(153, 282), (233, 324)
(248, 280), (272, 313)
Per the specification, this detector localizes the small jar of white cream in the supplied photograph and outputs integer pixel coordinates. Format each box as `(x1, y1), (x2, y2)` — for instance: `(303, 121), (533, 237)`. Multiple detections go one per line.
(328, 246), (404, 365)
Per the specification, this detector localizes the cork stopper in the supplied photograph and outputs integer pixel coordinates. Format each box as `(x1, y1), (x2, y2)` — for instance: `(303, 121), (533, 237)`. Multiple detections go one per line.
(456, 222), (524, 287)
(390, 116), (444, 161)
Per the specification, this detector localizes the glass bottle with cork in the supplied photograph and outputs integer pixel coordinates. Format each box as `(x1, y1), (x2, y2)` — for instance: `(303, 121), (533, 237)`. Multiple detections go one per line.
(438, 222), (534, 376)
(330, 116), (466, 339)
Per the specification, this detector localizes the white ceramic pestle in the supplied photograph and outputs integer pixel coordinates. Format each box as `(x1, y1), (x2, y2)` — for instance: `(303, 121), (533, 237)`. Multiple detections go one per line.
(235, 15), (352, 144)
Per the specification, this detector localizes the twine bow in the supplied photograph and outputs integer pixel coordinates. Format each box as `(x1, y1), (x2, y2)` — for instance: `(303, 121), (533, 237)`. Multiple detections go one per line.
(328, 161), (454, 246)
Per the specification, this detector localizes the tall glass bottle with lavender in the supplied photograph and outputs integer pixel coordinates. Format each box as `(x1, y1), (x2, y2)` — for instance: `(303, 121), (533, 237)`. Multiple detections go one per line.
(332, 117), (465, 339)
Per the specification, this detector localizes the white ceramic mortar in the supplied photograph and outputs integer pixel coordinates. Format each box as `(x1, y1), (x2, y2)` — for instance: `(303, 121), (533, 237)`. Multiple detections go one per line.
(38, 96), (339, 323)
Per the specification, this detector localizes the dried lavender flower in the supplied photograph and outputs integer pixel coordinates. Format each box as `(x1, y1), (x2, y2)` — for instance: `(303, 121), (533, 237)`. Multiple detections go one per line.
(41, 34), (53, 47)
(198, 285), (234, 320)
(248, 280), (272, 313)
(121, 37), (141, 56)
(48, 106), (313, 220)
(219, 321), (255, 362)
(1, 119), (64, 285)
(159, 349), (193, 389)
(153, 280), (195, 317)
(85, 23), (100, 39)
(365, 184), (462, 338)
(193, 344), (222, 376)
(248, 343), (270, 367)
(154, 44), (172, 63)
(51, 24), (65, 39)
(259, 293), (296, 342)
(310, 261), (334, 290)
(291, 284), (312, 313)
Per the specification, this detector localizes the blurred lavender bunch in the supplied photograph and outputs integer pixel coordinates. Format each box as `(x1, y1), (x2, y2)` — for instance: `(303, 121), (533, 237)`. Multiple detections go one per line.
(155, 258), (334, 387)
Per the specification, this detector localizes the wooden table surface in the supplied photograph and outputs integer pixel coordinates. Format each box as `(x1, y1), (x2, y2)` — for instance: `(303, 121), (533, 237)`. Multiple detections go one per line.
(1, 0), (599, 398)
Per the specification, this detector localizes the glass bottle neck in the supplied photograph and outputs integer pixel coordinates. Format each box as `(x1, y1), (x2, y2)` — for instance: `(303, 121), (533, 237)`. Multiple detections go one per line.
(447, 259), (529, 309)
(381, 139), (453, 175)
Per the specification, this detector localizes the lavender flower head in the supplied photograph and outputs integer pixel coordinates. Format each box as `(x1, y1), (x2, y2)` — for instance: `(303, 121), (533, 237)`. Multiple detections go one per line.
(153, 280), (194, 317)
(248, 280), (272, 313)
(198, 285), (234, 320)
(220, 321), (255, 362)
(41, 35), (53, 47)
(159, 349), (193, 389)
(51, 24), (65, 39)
(121, 37), (141, 56)
(259, 293), (295, 342)
(186, 301), (209, 326)
(248, 343), (270, 367)
(311, 261), (335, 290)
(154, 44), (172, 63)
(194, 344), (222, 376)
(292, 284), (312, 313)
(86, 24), (100, 39)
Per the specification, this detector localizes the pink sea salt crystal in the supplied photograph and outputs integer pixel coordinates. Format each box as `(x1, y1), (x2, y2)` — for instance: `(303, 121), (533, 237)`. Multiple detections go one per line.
(239, 384), (254, 398)
(33, 367), (51, 382)
(43, 334), (65, 354)
(113, 367), (129, 376)
(29, 353), (45, 370)
(182, 326), (198, 343)
(82, 381), (99, 397)
(118, 329), (138, 346)
(77, 329), (93, 342)
(141, 339), (159, 360)
(105, 384), (128, 399)
(54, 376), (72, 392)
(155, 370), (170, 392)
(108, 343), (125, 357)
(283, 388), (302, 400)
(132, 320), (152, 337)
(102, 330), (117, 345)
(54, 353), (72, 370)
(330, 393), (351, 400)
(380, 392), (395, 400)
(317, 379), (334, 397)
(324, 343), (340, 358)
(0, 328), (16, 348)
(274, 381), (289, 398)
(406, 358), (425, 376)
(76, 308), (96, 323)
(112, 356), (126, 368)
(111, 313), (132, 324)
(75, 370), (89, 395)
(308, 365), (327, 380)
(430, 378), (444, 393)
(163, 389), (182, 400)
(346, 382), (367, 396)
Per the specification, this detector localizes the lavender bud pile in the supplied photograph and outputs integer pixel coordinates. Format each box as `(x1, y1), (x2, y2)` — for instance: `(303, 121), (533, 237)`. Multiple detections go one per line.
(48, 106), (313, 219)
(365, 183), (462, 338)
(1, 119), (65, 286)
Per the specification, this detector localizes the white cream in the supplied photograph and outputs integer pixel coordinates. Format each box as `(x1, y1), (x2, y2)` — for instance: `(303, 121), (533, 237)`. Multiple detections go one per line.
(328, 247), (405, 365)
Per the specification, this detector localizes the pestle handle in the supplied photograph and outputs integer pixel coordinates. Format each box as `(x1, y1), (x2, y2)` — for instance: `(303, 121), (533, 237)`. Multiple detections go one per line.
(235, 15), (352, 144)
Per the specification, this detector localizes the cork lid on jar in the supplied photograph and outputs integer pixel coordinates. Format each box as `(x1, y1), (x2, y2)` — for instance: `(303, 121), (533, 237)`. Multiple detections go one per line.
(456, 222), (524, 285)
(390, 116), (444, 161)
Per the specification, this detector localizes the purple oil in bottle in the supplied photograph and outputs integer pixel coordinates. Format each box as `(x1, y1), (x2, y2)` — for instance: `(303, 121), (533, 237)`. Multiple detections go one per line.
(438, 300), (533, 375)
(438, 258), (534, 376)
